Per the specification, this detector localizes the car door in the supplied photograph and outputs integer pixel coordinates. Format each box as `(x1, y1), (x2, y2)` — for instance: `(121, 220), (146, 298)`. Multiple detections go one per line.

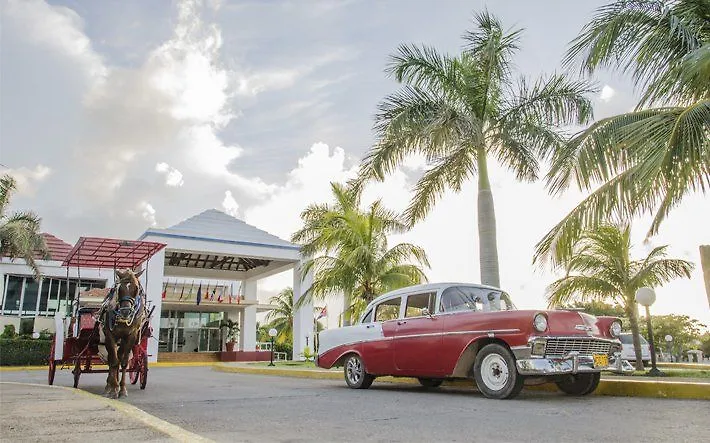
(359, 297), (401, 375)
(393, 292), (443, 375)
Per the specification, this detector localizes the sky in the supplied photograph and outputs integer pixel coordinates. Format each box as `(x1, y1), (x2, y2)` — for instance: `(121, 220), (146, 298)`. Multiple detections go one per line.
(1, 0), (709, 328)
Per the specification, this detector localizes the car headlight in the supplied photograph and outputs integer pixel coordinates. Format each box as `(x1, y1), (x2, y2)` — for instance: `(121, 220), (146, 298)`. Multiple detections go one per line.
(609, 320), (622, 338)
(533, 313), (548, 332)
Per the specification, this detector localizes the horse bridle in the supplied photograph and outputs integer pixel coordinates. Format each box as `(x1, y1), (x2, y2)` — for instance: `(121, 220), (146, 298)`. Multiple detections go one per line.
(114, 278), (145, 327)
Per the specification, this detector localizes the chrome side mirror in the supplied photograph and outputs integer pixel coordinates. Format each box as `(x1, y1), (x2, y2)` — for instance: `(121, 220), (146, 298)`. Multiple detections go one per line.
(422, 308), (434, 318)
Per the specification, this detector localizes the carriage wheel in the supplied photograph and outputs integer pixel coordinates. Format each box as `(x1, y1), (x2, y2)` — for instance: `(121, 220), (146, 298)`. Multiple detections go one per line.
(129, 353), (140, 385)
(48, 340), (56, 385)
(73, 359), (81, 388)
(139, 355), (148, 390)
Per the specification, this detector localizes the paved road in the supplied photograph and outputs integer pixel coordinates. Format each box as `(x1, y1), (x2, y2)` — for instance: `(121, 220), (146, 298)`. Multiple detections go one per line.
(2, 367), (707, 442)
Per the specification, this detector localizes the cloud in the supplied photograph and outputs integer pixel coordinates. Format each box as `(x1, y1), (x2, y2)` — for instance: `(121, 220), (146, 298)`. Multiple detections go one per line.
(155, 162), (185, 187)
(222, 190), (240, 217)
(599, 84), (616, 102)
(5, 165), (52, 196)
(139, 201), (157, 226)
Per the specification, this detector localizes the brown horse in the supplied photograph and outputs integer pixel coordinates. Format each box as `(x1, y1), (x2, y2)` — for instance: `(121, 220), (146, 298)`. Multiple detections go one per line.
(100, 268), (147, 398)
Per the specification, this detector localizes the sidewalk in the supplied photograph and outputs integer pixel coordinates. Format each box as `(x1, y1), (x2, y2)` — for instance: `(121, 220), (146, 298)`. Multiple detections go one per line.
(0, 382), (213, 442)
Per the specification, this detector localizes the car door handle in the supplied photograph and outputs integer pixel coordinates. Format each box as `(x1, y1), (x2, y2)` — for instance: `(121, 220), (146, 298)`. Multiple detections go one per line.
(397, 320), (407, 325)
(366, 324), (375, 329)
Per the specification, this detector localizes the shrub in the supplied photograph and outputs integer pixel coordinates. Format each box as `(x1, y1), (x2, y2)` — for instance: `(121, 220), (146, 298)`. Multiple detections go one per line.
(1, 325), (17, 339)
(0, 339), (52, 366)
(273, 342), (292, 360)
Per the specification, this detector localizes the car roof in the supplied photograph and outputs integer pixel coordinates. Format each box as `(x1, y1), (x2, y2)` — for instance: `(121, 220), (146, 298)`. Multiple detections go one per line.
(363, 282), (504, 313)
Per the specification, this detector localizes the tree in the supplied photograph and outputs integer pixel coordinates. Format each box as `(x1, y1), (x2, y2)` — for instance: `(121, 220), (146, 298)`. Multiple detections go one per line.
(0, 174), (48, 279)
(264, 287), (294, 345)
(639, 314), (707, 361)
(562, 300), (626, 317)
(292, 183), (429, 322)
(546, 224), (694, 370)
(355, 11), (594, 288)
(536, 0), (710, 267)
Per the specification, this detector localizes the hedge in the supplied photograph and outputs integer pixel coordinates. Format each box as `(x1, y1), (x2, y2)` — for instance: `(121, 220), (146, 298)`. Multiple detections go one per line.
(0, 339), (52, 366)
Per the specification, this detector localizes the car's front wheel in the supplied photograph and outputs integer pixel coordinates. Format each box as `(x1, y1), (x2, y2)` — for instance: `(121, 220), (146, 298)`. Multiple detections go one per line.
(473, 343), (524, 399)
(555, 372), (600, 396)
(343, 354), (374, 389)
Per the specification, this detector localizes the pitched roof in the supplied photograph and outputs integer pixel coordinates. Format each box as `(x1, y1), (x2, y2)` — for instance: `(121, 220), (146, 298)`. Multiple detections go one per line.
(40, 233), (73, 262)
(140, 209), (299, 250)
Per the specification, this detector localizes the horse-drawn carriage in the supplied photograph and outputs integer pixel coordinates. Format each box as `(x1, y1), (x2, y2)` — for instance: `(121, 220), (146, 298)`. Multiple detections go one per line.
(47, 237), (166, 397)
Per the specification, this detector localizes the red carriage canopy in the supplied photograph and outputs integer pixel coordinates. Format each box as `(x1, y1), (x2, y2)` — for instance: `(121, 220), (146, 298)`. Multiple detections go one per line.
(62, 236), (166, 269)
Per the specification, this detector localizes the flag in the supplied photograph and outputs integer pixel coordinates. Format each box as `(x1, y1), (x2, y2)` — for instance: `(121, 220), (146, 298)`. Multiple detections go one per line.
(161, 281), (167, 300)
(196, 283), (202, 306)
(228, 283), (233, 304)
(210, 288), (216, 301)
(217, 288), (224, 303)
(178, 283), (185, 301)
(317, 306), (327, 320)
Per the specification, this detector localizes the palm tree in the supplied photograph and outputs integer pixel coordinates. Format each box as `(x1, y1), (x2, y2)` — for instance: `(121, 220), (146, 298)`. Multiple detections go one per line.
(292, 183), (430, 323)
(0, 174), (47, 279)
(265, 287), (294, 345)
(546, 224), (694, 370)
(536, 0), (709, 267)
(355, 11), (594, 288)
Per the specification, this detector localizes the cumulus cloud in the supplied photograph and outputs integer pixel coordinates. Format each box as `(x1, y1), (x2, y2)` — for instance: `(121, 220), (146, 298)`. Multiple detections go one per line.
(155, 162), (185, 187)
(5, 165), (52, 196)
(222, 190), (240, 217)
(139, 201), (157, 226)
(599, 84), (615, 102)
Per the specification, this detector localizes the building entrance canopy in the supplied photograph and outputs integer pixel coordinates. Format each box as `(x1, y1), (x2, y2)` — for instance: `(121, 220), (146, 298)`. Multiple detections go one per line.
(62, 237), (166, 270)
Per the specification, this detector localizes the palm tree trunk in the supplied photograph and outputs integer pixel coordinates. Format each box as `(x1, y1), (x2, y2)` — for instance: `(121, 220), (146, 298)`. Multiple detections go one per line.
(342, 290), (352, 327)
(625, 296), (645, 371)
(477, 148), (500, 288)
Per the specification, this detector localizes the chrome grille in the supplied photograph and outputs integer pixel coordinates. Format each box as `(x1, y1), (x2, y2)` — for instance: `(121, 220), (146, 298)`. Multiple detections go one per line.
(544, 338), (613, 357)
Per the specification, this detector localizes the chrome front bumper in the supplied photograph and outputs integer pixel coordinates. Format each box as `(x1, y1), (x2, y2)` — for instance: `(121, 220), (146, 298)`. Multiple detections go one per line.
(516, 351), (635, 376)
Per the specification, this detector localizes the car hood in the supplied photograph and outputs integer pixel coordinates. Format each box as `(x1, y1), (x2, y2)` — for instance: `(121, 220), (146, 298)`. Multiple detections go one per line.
(516, 309), (606, 336)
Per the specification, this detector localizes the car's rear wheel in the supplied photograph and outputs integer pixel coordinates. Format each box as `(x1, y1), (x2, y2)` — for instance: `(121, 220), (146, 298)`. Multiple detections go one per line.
(555, 372), (600, 396)
(473, 343), (524, 399)
(343, 354), (374, 389)
(417, 378), (443, 388)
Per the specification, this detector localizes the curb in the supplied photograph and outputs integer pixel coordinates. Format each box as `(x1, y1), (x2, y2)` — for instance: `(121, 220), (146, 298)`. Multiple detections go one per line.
(212, 363), (710, 400)
(0, 361), (215, 371)
(657, 362), (709, 370)
(0, 381), (214, 442)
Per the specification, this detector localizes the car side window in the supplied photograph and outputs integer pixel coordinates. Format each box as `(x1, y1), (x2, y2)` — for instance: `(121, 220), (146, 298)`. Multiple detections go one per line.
(439, 286), (485, 313)
(361, 309), (373, 324)
(405, 292), (436, 318)
(375, 297), (401, 322)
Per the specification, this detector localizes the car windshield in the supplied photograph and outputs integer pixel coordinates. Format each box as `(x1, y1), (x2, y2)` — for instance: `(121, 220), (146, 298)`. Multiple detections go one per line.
(439, 286), (516, 313)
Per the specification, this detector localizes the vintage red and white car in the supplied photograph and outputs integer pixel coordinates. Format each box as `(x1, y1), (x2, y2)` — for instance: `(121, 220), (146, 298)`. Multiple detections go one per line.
(316, 283), (633, 399)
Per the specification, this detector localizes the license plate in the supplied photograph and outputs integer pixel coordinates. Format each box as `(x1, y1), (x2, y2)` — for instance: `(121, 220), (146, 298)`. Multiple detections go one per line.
(593, 354), (608, 368)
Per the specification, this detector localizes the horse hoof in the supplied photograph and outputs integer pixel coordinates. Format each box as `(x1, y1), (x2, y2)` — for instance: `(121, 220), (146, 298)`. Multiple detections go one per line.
(119, 389), (127, 398)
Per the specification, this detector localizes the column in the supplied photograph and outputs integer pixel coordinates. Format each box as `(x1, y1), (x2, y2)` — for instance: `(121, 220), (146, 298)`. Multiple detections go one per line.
(292, 260), (313, 361)
(144, 248), (165, 363)
(239, 278), (257, 351)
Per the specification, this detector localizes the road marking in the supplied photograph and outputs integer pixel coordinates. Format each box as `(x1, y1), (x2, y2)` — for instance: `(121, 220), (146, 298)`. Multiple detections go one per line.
(0, 382), (214, 442)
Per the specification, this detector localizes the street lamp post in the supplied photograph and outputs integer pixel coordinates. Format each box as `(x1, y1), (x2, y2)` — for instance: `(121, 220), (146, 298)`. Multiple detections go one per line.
(268, 328), (277, 366)
(635, 287), (665, 377)
(665, 335), (673, 363)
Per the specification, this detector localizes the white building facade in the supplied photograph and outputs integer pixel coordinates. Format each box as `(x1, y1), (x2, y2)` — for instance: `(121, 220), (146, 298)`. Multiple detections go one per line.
(0, 210), (313, 363)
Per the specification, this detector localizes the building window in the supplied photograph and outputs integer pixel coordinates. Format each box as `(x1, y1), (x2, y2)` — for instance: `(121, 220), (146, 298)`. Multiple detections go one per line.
(22, 279), (40, 313)
(2, 276), (24, 314)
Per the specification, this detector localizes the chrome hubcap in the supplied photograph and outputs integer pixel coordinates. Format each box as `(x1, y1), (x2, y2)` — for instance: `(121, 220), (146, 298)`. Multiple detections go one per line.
(481, 354), (509, 391)
(346, 357), (363, 385)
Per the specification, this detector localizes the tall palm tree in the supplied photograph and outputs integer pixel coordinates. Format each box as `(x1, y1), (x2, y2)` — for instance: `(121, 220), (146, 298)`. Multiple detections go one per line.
(292, 183), (429, 323)
(536, 0), (709, 267)
(355, 11), (594, 288)
(0, 174), (47, 279)
(546, 224), (694, 370)
(265, 287), (294, 345)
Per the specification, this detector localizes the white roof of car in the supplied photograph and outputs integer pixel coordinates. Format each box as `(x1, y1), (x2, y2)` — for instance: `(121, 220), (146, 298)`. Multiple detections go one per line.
(364, 282), (504, 312)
